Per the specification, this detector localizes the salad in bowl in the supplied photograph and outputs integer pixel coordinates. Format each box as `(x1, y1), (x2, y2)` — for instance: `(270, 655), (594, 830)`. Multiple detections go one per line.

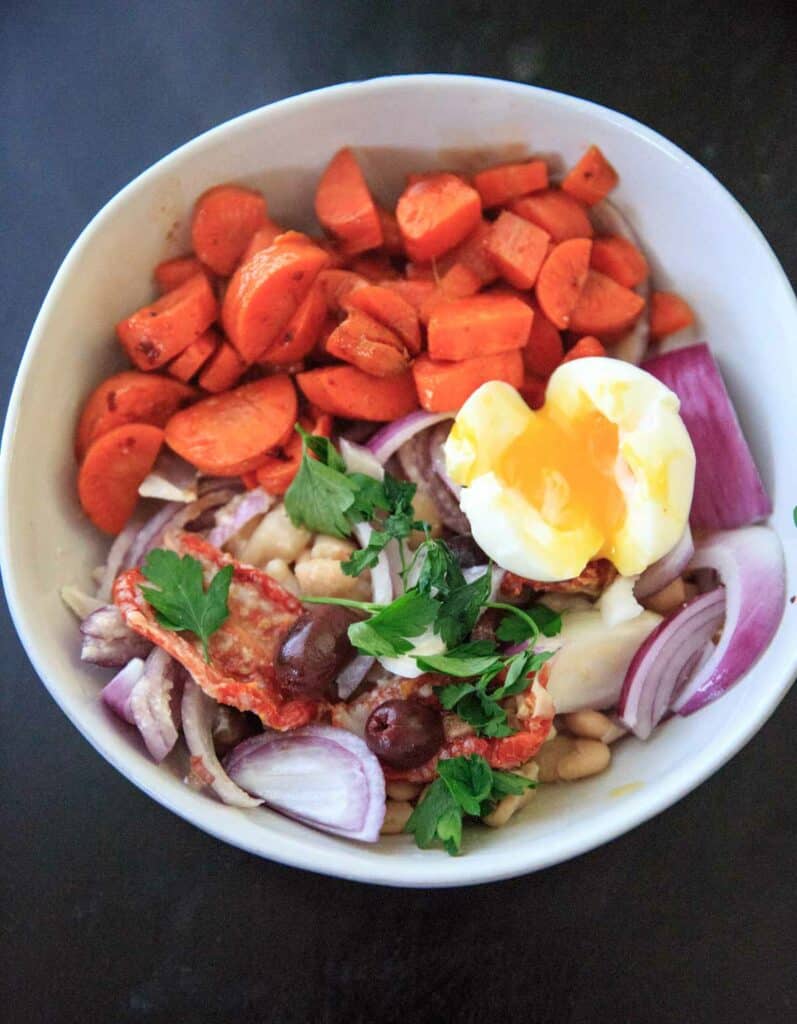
(61, 137), (786, 857)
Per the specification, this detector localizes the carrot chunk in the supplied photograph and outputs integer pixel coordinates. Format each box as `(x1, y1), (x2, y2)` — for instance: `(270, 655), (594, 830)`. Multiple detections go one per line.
(254, 412), (333, 495)
(396, 173), (482, 262)
(561, 336), (608, 363)
(240, 219), (287, 263)
(222, 234), (329, 362)
(568, 270), (646, 335)
(262, 282), (327, 365)
(413, 350), (524, 412)
(314, 148), (383, 255)
(484, 211), (550, 290)
(191, 184), (270, 275)
(164, 375), (297, 475)
(198, 342), (248, 393)
(473, 159), (548, 208)
(523, 297), (564, 377)
(535, 238), (593, 329)
(343, 284), (421, 355)
(75, 371), (197, 461)
(377, 206), (404, 256)
(419, 263), (484, 325)
(428, 295), (532, 361)
(316, 269), (368, 313)
(345, 253), (400, 281)
(296, 366), (418, 421)
(562, 145), (618, 206)
(379, 278), (437, 313)
(117, 273), (218, 370)
(167, 329), (220, 382)
(511, 189), (594, 242)
(519, 374), (548, 410)
(78, 424), (164, 534)
(326, 311), (410, 378)
(154, 256), (210, 294)
(590, 235), (649, 289)
(435, 219), (500, 285)
(649, 291), (695, 338)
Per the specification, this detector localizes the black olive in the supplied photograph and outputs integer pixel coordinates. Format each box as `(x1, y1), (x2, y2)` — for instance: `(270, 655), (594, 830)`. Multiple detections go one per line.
(275, 604), (364, 702)
(365, 699), (444, 770)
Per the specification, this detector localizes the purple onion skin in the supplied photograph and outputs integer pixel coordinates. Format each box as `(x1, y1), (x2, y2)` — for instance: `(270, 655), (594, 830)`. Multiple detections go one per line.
(80, 606), (151, 666)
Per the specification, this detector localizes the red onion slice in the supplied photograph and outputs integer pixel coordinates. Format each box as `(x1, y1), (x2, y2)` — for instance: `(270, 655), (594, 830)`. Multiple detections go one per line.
(336, 655), (375, 701)
(207, 488), (272, 549)
(181, 677), (263, 808)
(138, 450), (198, 503)
(100, 657), (147, 724)
(672, 526), (785, 715)
(224, 725), (385, 841)
(428, 421), (460, 498)
(643, 344), (771, 530)
(96, 514), (147, 601)
(80, 605), (152, 666)
(635, 526), (694, 600)
(367, 410), (454, 465)
(129, 647), (182, 762)
(618, 589), (726, 739)
(340, 439), (384, 480)
(124, 488), (238, 569)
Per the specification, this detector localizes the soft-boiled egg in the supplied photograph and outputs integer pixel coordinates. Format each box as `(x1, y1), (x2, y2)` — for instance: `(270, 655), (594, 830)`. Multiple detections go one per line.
(444, 359), (696, 581)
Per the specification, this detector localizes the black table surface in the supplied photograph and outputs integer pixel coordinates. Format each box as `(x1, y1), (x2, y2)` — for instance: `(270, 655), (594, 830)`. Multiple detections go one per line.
(2, 2), (795, 1021)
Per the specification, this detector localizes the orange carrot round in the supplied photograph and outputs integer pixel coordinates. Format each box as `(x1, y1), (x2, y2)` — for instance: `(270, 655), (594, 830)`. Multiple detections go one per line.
(377, 206), (404, 256)
(590, 235), (649, 289)
(222, 235), (329, 362)
(117, 273), (218, 370)
(78, 424), (164, 534)
(316, 269), (368, 313)
(562, 145), (619, 206)
(254, 412), (333, 495)
(649, 291), (695, 338)
(343, 284), (421, 355)
(262, 282), (328, 365)
(396, 173), (482, 262)
(412, 350), (524, 413)
(379, 278), (437, 313)
(297, 365), (418, 421)
(326, 311), (409, 378)
(561, 336), (608, 363)
(314, 148), (383, 255)
(164, 375), (297, 475)
(75, 371), (197, 461)
(428, 294), (532, 361)
(167, 330), (220, 382)
(191, 184), (269, 275)
(240, 218), (287, 263)
(484, 210), (550, 290)
(535, 238), (593, 329)
(473, 159), (549, 208)
(154, 255), (210, 294)
(198, 342), (248, 393)
(523, 298), (564, 377)
(511, 189), (594, 242)
(519, 373), (548, 410)
(568, 270), (646, 335)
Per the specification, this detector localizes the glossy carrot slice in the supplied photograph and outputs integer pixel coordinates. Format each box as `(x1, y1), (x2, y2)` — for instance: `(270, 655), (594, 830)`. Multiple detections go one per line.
(167, 330), (220, 382)
(396, 173), (482, 261)
(428, 294), (532, 360)
(326, 311), (410, 377)
(240, 219), (287, 263)
(590, 235), (649, 289)
(473, 159), (548, 208)
(154, 255), (210, 294)
(261, 281), (328, 365)
(314, 148), (383, 254)
(561, 336), (608, 363)
(198, 342), (248, 393)
(649, 291), (695, 338)
(296, 365), (418, 421)
(191, 184), (269, 275)
(511, 189), (594, 242)
(484, 210), (550, 289)
(535, 238), (593, 329)
(412, 350), (524, 412)
(562, 145), (618, 206)
(78, 424), (164, 534)
(568, 270), (646, 335)
(344, 284), (422, 355)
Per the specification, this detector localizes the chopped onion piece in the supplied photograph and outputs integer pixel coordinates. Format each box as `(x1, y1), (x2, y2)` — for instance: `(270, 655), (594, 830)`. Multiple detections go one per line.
(635, 525), (694, 600)
(207, 488), (272, 549)
(367, 410), (453, 465)
(61, 585), (105, 619)
(124, 488), (238, 569)
(96, 513), (147, 600)
(336, 654), (375, 701)
(618, 589), (726, 739)
(224, 725), (386, 842)
(672, 526), (785, 715)
(340, 439), (384, 480)
(100, 657), (146, 724)
(352, 522), (394, 606)
(138, 450), (198, 503)
(129, 647), (182, 762)
(643, 343), (771, 530)
(80, 605), (152, 666)
(598, 574), (644, 627)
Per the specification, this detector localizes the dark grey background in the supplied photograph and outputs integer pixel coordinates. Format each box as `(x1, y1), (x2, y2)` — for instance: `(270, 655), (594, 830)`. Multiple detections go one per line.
(1, 2), (795, 1022)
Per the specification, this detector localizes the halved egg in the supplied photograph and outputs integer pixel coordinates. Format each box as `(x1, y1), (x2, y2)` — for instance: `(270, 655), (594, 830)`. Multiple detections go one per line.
(444, 359), (696, 581)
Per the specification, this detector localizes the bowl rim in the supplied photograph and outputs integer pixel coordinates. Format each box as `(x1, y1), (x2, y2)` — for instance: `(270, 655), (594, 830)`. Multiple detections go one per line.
(2, 73), (796, 888)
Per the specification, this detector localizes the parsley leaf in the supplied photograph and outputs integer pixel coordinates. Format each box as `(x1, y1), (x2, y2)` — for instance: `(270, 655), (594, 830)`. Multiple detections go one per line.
(496, 604), (562, 643)
(347, 590), (438, 657)
(416, 640), (502, 677)
(284, 443), (359, 538)
(415, 538), (466, 597)
(435, 566), (492, 647)
(140, 549), (233, 662)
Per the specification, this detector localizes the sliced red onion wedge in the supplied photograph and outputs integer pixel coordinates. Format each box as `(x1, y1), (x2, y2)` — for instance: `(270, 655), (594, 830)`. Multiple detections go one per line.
(428, 420), (460, 498)
(618, 589), (726, 739)
(138, 450), (198, 503)
(80, 605), (152, 666)
(224, 725), (386, 841)
(672, 526), (785, 715)
(61, 585), (105, 619)
(100, 657), (147, 724)
(340, 522), (396, 694)
(181, 677), (263, 808)
(367, 410), (454, 465)
(96, 513), (147, 601)
(643, 344), (771, 530)
(207, 488), (272, 549)
(124, 488), (238, 569)
(635, 525), (694, 600)
(129, 647), (182, 762)
(398, 429), (470, 534)
(340, 438), (384, 480)
(335, 655), (375, 701)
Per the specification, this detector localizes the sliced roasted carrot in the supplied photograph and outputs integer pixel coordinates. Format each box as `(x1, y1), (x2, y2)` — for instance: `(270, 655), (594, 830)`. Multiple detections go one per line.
(314, 147), (383, 255)
(562, 145), (618, 206)
(561, 336), (608, 363)
(377, 206), (404, 255)
(222, 234), (329, 362)
(316, 268), (368, 313)
(396, 173), (482, 262)
(75, 371), (197, 461)
(519, 373), (548, 410)
(326, 311), (409, 378)
(405, 262), (436, 282)
(419, 263), (483, 325)
(473, 159), (548, 208)
(346, 253), (400, 281)
(568, 270), (646, 335)
(535, 238), (593, 329)
(380, 278), (437, 313)
(191, 184), (269, 275)
(261, 281), (327, 365)
(78, 424), (164, 534)
(427, 294), (532, 361)
(435, 220), (500, 285)
(511, 189), (594, 242)
(523, 297), (564, 377)
(343, 284), (422, 355)
(154, 255), (210, 294)
(198, 342), (248, 393)
(484, 211), (550, 290)
(296, 365), (418, 421)
(240, 218), (287, 263)
(164, 375), (297, 475)
(254, 412), (333, 495)
(590, 235), (649, 289)
(649, 291), (695, 338)
(117, 273), (218, 370)
(412, 350), (524, 413)
(167, 329), (220, 383)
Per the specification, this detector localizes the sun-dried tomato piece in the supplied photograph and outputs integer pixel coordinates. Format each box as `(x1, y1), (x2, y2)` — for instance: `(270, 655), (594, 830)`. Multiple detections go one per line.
(113, 532), (317, 730)
(501, 558), (617, 600)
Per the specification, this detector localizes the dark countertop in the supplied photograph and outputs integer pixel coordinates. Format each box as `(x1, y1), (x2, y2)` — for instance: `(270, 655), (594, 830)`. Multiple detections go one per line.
(1, 2), (794, 1021)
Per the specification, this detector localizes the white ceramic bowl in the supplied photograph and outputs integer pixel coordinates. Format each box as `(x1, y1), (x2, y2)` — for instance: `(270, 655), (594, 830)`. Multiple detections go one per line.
(2, 75), (795, 887)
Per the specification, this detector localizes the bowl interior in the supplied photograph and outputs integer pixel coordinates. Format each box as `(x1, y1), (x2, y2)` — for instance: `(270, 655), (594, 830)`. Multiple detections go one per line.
(3, 75), (796, 887)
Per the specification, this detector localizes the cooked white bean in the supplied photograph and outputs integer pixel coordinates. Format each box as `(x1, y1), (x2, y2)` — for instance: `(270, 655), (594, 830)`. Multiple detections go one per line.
(482, 762), (539, 828)
(380, 800), (414, 835)
(295, 557), (368, 598)
(535, 735), (577, 783)
(240, 504), (310, 565)
(642, 577), (688, 615)
(599, 720), (627, 744)
(264, 558), (299, 596)
(562, 709), (614, 740)
(556, 738), (611, 781)
(311, 535), (357, 561)
(386, 781), (422, 802)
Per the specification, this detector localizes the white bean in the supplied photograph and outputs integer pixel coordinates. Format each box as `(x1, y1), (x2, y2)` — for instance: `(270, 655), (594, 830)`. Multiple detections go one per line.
(240, 504), (310, 566)
(311, 535), (357, 561)
(557, 738), (611, 781)
(482, 763), (539, 828)
(386, 781), (422, 802)
(380, 800), (413, 835)
(264, 558), (299, 596)
(562, 709), (614, 740)
(295, 557), (369, 598)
